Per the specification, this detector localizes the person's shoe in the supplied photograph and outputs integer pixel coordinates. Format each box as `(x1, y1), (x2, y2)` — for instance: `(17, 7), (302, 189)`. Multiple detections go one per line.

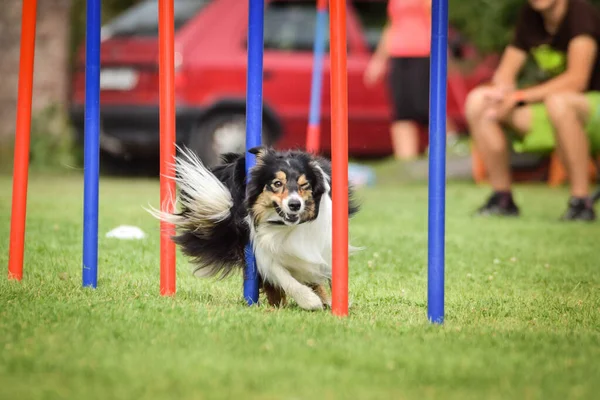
(560, 197), (596, 222)
(475, 191), (520, 217)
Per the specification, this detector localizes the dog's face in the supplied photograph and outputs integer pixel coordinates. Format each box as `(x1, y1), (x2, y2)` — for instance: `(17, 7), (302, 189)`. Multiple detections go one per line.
(246, 147), (328, 226)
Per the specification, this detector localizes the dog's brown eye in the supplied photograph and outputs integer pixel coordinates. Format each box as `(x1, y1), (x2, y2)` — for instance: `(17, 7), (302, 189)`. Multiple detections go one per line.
(301, 183), (311, 190)
(272, 181), (283, 189)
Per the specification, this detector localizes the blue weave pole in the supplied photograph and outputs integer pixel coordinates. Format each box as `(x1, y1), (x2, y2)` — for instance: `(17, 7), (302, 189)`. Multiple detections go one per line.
(306, 2), (328, 152)
(427, 0), (448, 324)
(82, 0), (101, 288)
(309, 8), (327, 126)
(243, 0), (264, 305)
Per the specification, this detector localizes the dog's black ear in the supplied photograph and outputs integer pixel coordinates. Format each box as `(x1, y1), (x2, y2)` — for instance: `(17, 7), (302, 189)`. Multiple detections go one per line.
(309, 159), (329, 196)
(248, 146), (272, 163)
(248, 146), (266, 155)
(248, 146), (260, 155)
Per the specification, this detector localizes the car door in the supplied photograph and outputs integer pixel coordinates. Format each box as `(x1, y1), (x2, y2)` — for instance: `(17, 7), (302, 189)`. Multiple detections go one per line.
(260, 0), (330, 151)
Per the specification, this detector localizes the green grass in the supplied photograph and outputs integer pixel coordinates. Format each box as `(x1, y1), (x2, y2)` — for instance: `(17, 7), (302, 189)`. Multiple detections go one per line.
(1, 170), (599, 400)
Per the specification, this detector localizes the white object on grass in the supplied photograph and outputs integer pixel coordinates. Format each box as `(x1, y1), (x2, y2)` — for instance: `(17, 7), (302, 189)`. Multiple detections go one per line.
(105, 225), (146, 240)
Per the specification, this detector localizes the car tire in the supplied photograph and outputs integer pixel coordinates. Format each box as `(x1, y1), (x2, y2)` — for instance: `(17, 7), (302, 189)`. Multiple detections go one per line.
(187, 112), (274, 168)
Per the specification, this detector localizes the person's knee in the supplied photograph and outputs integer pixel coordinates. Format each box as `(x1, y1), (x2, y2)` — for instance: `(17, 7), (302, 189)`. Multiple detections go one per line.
(465, 86), (489, 123)
(465, 86), (507, 153)
(544, 92), (576, 125)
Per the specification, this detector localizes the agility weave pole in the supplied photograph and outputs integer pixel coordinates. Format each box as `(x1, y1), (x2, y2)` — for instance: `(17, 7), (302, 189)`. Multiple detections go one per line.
(8, 0), (446, 322)
(243, 0), (348, 312)
(306, 0), (328, 153)
(7, 0), (38, 281)
(7, 0), (104, 286)
(242, 0), (265, 305)
(158, 0), (177, 296)
(329, 0), (350, 317)
(82, 0), (102, 288)
(427, 0), (448, 324)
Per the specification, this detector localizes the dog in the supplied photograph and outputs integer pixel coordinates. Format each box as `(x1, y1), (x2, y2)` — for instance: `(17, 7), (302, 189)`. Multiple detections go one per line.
(150, 146), (359, 310)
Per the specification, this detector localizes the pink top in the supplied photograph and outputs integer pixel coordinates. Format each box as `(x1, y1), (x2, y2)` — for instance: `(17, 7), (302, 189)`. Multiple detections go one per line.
(387, 0), (431, 57)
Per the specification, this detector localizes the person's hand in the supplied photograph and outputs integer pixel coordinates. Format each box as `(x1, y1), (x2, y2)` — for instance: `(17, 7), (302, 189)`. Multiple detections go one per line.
(481, 85), (517, 121)
(492, 94), (520, 121)
(364, 56), (387, 87)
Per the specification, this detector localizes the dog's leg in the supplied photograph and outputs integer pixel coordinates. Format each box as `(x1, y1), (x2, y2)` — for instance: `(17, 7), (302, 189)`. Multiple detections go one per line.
(267, 265), (323, 311)
(309, 283), (331, 308)
(262, 281), (287, 308)
(317, 278), (353, 309)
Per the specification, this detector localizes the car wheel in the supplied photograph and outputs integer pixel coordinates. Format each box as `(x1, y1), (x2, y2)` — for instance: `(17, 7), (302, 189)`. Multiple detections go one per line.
(188, 113), (272, 168)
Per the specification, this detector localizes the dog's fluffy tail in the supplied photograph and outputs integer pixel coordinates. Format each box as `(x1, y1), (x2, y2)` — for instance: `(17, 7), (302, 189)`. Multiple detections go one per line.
(147, 147), (245, 278)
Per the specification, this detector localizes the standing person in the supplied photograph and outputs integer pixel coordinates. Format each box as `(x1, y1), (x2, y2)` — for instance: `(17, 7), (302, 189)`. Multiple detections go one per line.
(466, 0), (600, 221)
(364, 0), (434, 160)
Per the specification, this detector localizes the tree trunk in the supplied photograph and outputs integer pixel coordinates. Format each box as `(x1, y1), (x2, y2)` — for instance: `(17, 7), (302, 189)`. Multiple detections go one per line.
(0, 0), (72, 140)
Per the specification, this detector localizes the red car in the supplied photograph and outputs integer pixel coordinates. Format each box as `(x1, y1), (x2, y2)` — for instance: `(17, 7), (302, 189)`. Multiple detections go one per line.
(69, 0), (496, 167)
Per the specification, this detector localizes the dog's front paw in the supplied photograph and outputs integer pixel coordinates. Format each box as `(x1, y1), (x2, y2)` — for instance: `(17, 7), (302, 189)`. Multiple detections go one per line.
(293, 286), (324, 311)
(309, 284), (331, 308)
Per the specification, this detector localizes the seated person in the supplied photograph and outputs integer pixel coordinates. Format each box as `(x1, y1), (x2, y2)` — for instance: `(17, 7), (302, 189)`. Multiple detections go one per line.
(466, 0), (600, 221)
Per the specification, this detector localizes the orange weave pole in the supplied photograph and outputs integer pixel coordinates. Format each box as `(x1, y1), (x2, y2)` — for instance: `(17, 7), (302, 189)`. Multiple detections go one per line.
(329, 0), (349, 316)
(306, 125), (320, 153)
(8, 0), (38, 281)
(159, 0), (176, 296)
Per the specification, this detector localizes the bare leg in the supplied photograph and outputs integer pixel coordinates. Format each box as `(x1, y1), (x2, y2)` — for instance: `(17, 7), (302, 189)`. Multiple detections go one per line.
(391, 120), (419, 160)
(545, 92), (592, 198)
(446, 117), (458, 136)
(465, 87), (531, 191)
(465, 88), (512, 191)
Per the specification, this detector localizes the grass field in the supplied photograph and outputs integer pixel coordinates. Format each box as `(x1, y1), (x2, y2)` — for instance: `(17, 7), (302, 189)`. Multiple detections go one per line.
(1, 169), (599, 400)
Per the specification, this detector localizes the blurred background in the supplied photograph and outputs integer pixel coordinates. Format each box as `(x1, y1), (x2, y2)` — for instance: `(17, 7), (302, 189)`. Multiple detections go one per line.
(1, 0), (598, 177)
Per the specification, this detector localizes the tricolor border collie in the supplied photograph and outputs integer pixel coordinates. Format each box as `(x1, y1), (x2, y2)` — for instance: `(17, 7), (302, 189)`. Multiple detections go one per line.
(151, 146), (359, 310)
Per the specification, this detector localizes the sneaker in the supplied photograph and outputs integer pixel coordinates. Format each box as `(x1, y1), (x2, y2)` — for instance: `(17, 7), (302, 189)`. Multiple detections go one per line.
(560, 197), (596, 221)
(476, 191), (520, 217)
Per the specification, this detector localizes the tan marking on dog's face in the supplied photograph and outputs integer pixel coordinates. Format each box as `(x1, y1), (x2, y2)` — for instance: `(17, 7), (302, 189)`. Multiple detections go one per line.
(297, 174), (312, 198)
(275, 171), (286, 182)
(251, 171), (289, 223)
(251, 171), (319, 224)
(270, 171), (288, 204)
(252, 191), (274, 223)
(297, 174), (316, 221)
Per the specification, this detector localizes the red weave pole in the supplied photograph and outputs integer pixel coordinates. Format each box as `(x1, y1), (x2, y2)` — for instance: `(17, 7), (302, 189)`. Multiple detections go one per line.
(306, 125), (320, 153)
(8, 0), (38, 281)
(329, 0), (349, 316)
(159, 0), (176, 296)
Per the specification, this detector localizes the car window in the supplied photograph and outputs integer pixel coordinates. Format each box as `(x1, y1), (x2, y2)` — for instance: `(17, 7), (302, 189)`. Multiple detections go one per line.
(352, 1), (388, 52)
(264, 1), (330, 52)
(102, 0), (210, 38)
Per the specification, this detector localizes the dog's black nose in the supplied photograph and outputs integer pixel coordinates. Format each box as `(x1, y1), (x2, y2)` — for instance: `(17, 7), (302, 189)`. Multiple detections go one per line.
(288, 199), (302, 212)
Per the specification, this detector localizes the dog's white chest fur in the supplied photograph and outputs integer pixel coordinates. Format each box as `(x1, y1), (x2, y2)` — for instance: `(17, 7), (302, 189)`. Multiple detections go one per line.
(250, 194), (333, 285)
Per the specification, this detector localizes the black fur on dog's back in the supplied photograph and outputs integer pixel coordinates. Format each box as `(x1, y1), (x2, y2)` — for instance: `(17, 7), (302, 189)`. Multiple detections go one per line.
(169, 152), (250, 278)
